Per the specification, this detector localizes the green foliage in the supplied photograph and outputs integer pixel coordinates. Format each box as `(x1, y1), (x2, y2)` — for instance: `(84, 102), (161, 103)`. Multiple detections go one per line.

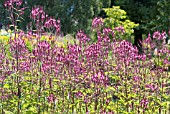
(103, 6), (139, 40)
(147, 0), (170, 32)
(0, 0), (111, 34)
(113, 0), (170, 34)
(49, 0), (111, 34)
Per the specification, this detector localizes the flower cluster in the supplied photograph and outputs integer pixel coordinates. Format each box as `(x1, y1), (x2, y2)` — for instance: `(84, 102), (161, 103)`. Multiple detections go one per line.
(114, 26), (125, 34)
(153, 31), (167, 41)
(30, 6), (60, 38)
(4, 0), (22, 7)
(9, 31), (31, 72)
(33, 41), (54, 73)
(103, 28), (114, 37)
(31, 6), (46, 22)
(92, 17), (103, 30)
(113, 40), (138, 65)
(145, 83), (158, 92)
(76, 30), (90, 44)
(140, 98), (149, 109)
(44, 17), (61, 34)
(84, 43), (102, 63)
(91, 71), (108, 85)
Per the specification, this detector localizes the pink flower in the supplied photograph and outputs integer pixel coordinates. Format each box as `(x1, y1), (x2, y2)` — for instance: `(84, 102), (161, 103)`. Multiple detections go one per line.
(145, 34), (152, 43)
(31, 6), (46, 22)
(92, 17), (103, 29)
(114, 26), (125, 34)
(161, 31), (167, 40)
(44, 17), (60, 34)
(140, 98), (149, 109)
(103, 28), (115, 37)
(75, 91), (83, 98)
(153, 31), (161, 39)
(47, 94), (55, 103)
(76, 30), (90, 44)
(133, 76), (141, 82)
(4, 0), (22, 7)
(145, 83), (158, 92)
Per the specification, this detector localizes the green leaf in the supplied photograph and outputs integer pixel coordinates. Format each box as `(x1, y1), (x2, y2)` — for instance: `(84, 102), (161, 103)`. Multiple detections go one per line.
(3, 83), (10, 88)
(3, 110), (13, 114)
(106, 86), (116, 92)
(16, 20), (21, 22)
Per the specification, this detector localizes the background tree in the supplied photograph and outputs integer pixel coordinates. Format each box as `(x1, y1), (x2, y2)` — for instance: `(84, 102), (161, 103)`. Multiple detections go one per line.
(1, 0), (111, 35)
(47, 0), (111, 35)
(103, 6), (138, 41)
(147, 0), (170, 32)
(113, 0), (159, 52)
(0, 0), (8, 27)
(1, 0), (169, 42)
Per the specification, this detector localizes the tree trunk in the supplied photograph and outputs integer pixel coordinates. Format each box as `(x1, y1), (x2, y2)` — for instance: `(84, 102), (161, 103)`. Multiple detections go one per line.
(134, 29), (143, 53)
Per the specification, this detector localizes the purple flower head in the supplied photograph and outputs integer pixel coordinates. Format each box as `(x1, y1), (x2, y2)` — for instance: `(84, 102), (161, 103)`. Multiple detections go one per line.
(157, 47), (169, 56)
(55, 19), (61, 34)
(1, 95), (9, 100)
(10, 35), (27, 57)
(76, 30), (90, 44)
(91, 72), (108, 85)
(31, 6), (46, 22)
(73, 64), (85, 76)
(113, 40), (138, 65)
(137, 54), (146, 61)
(163, 58), (170, 65)
(103, 28), (115, 38)
(140, 98), (149, 109)
(16, 0), (22, 6)
(145, 34), (152, 44)
(33, 41), (51, 57)
(0, 75), (6, 82)
(47, 94), (55, 103)
(55, 47), (65, 62)
(84, 43), (102, 63)
(84, 96), (89, 104)
(161, 31), (167, 40)
(142, 33), (153, 51)
(67, 44), (81, 61)
(42, 62), (51, 73)
(19, 60), (31, 72)
(44, 17), (60, 34)
(4, 0), (22, 7)
(9, 32), (31, 72)
(133, 76), (141, 82)
(18, 30), (25, 38)
(68, 44), (81, 54)
(4, 0), (12, 7)
(114, 26), (125, 34)
(75, 91), (83, 98)
(153, 31), (161, 39)
(44, 17), (56, 28)
(33, 41), (54, 73)
(145, 83), (158, 92)
(26, 30), (33, 39)
(92, 17), (103, 29)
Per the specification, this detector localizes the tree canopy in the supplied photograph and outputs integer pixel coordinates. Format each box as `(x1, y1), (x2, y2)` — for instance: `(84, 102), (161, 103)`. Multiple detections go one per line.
(0, 0), (169, 37)
(1, 0), (111, 35)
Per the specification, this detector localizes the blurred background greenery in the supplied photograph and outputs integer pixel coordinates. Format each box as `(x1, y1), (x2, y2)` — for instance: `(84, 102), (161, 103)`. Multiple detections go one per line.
(0, 0), (170, 45)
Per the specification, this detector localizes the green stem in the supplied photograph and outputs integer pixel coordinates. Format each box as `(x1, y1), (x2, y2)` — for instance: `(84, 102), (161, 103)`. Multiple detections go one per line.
(1, 81), (4, 114)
